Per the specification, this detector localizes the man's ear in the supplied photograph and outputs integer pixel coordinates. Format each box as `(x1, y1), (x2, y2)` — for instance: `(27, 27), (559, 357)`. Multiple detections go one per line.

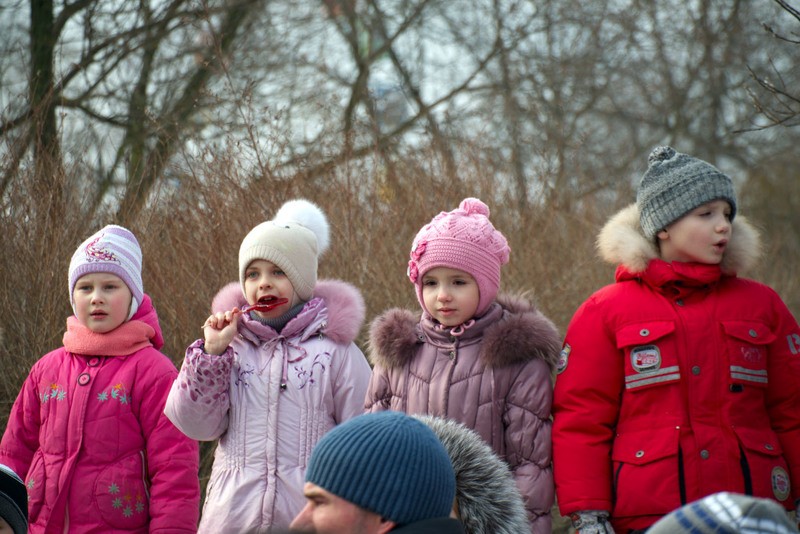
(377, 518), (397, 534)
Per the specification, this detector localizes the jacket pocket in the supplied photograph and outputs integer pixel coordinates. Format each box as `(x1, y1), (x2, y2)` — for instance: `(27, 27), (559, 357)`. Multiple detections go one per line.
(617, 321), (680, 392)
(612, 427), (682, 517)
(722, 321), (775, 388)
(26, 451), (46, 524)
(93, 450), (150, 529)
(733, 426), (791, 504)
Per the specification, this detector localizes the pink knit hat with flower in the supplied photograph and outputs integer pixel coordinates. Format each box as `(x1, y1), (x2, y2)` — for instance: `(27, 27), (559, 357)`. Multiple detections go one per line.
(408, 198), (510, 317)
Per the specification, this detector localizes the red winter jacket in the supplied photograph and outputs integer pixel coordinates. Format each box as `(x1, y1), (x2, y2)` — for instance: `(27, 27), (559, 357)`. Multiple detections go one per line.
(552, 205), (800, 534)
(0, 295), (200, 533)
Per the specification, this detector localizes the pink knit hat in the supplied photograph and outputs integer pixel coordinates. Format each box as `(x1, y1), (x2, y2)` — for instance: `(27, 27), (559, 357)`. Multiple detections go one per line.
(408, 198), (510, 317)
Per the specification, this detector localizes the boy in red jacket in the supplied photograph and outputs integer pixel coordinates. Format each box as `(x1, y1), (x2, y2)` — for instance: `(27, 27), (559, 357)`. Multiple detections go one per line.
(553, 147), (800, 533)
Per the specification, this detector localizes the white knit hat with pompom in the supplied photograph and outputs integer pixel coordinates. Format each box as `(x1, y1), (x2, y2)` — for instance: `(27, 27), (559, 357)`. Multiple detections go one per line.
(238, 199), (330, 301)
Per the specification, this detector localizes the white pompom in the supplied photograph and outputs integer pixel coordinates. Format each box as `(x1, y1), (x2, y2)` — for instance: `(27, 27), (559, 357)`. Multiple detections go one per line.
(273, 199), (330, 256)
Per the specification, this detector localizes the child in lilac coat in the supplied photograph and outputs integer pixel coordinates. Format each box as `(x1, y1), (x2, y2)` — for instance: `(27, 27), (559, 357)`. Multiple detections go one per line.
(0, 225), (200, 533)
(165, 200), (372, 533)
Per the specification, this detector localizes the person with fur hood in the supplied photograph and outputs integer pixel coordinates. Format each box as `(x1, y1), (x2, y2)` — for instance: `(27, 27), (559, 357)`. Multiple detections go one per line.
(365, 197), (561, 534)
(414, 415), (530, 534)
(552, 147), (800, 534)
(164, 199), (372, 533)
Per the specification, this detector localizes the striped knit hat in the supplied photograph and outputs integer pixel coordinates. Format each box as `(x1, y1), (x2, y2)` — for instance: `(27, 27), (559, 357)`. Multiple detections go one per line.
(648, 492), (797, 534)
(68, 225), (144, 320)
(408, 198), (510, 317)
(306, 411), (456, 526)
(637, 146), (737, 240)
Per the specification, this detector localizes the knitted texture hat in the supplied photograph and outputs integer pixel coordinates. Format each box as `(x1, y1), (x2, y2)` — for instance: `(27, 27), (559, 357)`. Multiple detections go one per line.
(637, 146), (737, 240)
(68, 225), (144, 320)
(408, 198), (510, 317)
(238, 199), (329, 302)
(648, 492), (797, 534)
(306, 411), (456, 525)
(0, 464), (28, 534)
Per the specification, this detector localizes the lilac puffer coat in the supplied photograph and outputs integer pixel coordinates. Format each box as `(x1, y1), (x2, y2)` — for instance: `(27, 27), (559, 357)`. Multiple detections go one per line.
(365, 294), (560, 534)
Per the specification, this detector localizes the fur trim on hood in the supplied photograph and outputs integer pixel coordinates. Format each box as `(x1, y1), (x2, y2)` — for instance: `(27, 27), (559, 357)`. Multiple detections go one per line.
(414, 415), (530, 534)
(368, 293), (560, 372)
(210, 279), (365, 344)
(597, 204), (762, 275)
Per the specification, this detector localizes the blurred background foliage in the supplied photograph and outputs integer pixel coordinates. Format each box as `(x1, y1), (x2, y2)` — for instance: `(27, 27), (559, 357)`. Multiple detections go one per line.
(1, 0), (799, 530)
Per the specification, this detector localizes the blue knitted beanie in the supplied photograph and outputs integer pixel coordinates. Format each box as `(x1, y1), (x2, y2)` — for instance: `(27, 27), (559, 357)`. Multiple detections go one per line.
(637, 146), (737, 240)
(306, 411), (456, 525)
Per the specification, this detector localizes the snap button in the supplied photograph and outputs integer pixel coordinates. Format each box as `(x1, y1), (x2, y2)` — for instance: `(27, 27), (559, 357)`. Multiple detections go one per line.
(749, 329), (757, 338)
(700, 449), (710, 459)
(765, 444), (774, 451)
(639, 329), (649, 337)
(635, 450), (645, 458)
(88, 357), (100, 367)
(676, 299), (684, 306)
(448, 350), (456, 359)
(691, 366), (700, 375)
(77, 373), (91, 386)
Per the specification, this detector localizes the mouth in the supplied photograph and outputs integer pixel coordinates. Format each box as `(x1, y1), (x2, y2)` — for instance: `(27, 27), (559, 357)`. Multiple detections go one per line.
(245, 296), (289, 313)
(90, 310), (107, 318)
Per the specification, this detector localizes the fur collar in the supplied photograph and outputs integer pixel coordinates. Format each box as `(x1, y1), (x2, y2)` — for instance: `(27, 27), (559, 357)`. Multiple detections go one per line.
(414, 415), (531, 534)
(368, 293), (560, 371)
(210, 279), (365, 345)
(596, 204), (762, 275)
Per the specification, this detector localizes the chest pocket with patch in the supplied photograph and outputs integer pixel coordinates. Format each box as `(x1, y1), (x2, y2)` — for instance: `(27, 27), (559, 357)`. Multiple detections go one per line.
(722, 321), (775, 388)
(616, 321), (680, 392)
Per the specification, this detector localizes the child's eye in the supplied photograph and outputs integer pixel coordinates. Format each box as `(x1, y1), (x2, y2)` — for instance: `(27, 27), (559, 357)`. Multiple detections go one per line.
(246, 271), (258, 279)
(422, 279), (437, 287)
(453, 279), (466, 285)
(273, 269), (285, 276)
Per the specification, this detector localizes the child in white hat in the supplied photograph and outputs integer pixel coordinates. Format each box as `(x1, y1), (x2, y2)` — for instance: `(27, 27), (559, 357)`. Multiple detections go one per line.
(165, 199), (372, 533)
(552, 147), (800, 533)
(0, 225), (200, 533)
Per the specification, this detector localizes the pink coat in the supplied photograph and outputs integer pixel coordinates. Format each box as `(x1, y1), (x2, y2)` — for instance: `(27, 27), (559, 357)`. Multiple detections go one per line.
(164, 280), (372, 534)
(365, 294), (560, 534)
(0, 295), (200, 533)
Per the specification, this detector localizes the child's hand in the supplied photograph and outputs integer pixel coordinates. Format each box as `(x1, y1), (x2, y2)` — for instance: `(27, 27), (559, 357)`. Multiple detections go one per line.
(202, 309), (242, 355)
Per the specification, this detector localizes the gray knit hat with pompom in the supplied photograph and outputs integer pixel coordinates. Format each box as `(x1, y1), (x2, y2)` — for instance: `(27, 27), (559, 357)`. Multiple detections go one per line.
(637, 146), (737, 240)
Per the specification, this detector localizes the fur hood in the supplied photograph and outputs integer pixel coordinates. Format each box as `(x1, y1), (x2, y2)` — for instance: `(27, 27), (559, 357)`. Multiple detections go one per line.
(414, 415), (530, 534)
(368, 293), (560, 372)
(210, 279), (365, 345)
(597, 203), (762, 275)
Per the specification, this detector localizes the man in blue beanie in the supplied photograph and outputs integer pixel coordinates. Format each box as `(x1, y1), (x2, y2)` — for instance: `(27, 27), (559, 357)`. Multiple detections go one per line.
(289, 411), (465, 533)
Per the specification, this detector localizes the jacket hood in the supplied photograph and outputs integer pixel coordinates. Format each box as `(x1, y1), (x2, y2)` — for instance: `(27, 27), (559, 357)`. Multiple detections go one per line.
(596, 203), (761, 275)
(414, 415), (529, 534)
(368, 293), (560, 371)
(211, 278), (365, 344)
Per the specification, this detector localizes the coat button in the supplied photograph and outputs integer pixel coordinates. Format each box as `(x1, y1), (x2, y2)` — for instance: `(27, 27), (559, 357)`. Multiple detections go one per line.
(700, 449), (710, 459)
(692, 366), (701, 375)
(749, 329), (758, 338)
(676, 299), (684, 306)
(639, 329), (649, 337)
(764, 444), (774, 451)
(448, 350), (456, 359)
(88, 357), (100, 367)
(77, 373), (91, 386)
(635, 450), (645, 458)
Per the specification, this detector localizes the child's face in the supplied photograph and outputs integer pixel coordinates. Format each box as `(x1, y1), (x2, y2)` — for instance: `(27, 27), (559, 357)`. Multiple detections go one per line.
(244, 259), (295, 319)
(72, 272), (133, 333)
(657, 200), (733, 265)
(421, 267), (480, 327)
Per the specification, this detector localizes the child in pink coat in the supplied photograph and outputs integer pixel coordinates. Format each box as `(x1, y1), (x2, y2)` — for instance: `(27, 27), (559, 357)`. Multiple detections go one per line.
(0, 225), (200, 533)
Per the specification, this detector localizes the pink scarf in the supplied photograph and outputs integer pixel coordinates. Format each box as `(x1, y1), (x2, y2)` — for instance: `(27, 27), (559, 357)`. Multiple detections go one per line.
(62, 316), (154, 356)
